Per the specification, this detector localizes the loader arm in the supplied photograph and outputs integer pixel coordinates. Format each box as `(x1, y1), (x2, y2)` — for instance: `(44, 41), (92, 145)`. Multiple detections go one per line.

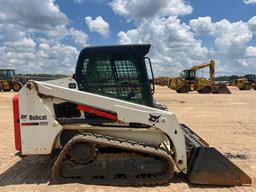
(22, 80), (188, 172)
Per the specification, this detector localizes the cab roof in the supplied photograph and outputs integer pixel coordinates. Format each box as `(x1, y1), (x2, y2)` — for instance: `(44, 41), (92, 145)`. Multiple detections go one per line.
(0, 68), (15, 70)
(79, 44), (151, 57)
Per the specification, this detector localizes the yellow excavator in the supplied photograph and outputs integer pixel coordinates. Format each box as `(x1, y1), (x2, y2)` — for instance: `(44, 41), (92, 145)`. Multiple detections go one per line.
(168, 60), (231, 94)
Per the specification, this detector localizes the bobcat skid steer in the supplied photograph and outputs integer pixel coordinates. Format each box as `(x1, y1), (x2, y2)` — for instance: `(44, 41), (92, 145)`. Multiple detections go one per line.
(13, 45), (251, 186)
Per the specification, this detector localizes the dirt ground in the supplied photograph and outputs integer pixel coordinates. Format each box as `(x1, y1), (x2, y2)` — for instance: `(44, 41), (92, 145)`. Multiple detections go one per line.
(0, 86), (255, 192)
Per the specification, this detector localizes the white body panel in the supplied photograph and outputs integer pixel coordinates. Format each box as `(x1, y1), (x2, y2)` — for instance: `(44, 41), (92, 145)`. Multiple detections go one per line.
(18, 80), (188, 172)
(63, 125), (169, 146)
(18, 85), (63, 154)
(43, 77), (78, 89)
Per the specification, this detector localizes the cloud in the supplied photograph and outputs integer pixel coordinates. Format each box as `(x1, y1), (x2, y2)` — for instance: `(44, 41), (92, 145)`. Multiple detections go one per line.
(245, 46), (256, 57)
(248, 16), (256, 32)
(116, 0), (256, 77)
(190, 16), (256, 74)
(73, 0), (103, 3)
(189, 17), (213, 35)
(0, 37), (79, 74)
(0, 32), (85, 73)
(45, 26), (89, 47)
(0, 0), (68, 31)
(118, 17), (209, 75)
(36, 42), (79, 74)
(190, 17), (253, 56)
(110, 0), (192, 19)
(74, 0), (86, 3)
(85, 16), (110, 38)
(0, 24), (25, 42)
(214, 20), (252, 57)
(4, 38), (36, 52)
(1, 38), (36, 70)
(244, 0), (256, 4)
(191, 18), (252, 57)
(0, 0), (88, 74)
(68, 28), (89, 47)
(111, 0), (213, 76)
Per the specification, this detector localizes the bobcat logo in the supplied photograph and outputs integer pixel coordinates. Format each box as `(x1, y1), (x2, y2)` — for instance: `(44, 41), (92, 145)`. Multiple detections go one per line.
(148, 114), (161, 123)
(21, 114), (27, 120)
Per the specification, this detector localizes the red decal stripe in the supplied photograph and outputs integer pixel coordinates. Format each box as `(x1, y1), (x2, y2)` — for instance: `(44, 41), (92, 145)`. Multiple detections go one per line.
(13, 94), (21, 151)
(77, 105), (117, 121)
(21, 122), (40, 126)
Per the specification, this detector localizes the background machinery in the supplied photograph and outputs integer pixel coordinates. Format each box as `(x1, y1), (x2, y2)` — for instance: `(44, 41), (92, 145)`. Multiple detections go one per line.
(154, 76), (169, 86)
(168, 68), (195, 93)
(0, 68), (24, 92)
(168, 60), (231, 94)
(235, 74), (256, 90)
(12, 45), (250, 186)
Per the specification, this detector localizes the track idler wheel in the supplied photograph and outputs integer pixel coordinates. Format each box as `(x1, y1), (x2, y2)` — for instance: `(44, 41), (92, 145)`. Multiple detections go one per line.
(68, 142), (96, 164)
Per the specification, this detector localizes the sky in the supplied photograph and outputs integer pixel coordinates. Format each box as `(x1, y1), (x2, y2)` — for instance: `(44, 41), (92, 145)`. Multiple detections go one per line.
(0, 0), (256, 76)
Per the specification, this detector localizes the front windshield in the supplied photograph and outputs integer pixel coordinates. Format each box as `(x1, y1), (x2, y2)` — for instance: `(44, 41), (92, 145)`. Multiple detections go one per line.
(191, 70), (196, 78)
(182, 70), (196, 80)
(7, 70), (15, 77)
(80, 54), (148, 105)
(0, 70), (15, 80)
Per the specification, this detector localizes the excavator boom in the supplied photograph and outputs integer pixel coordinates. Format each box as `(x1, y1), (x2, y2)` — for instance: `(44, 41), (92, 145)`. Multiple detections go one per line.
(190, 60), (215, 81)
(191, 60), (230, 94)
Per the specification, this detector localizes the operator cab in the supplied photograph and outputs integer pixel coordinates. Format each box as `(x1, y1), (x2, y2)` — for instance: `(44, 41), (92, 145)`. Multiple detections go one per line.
(75, 44), (155, 107)
(0, 69), (15, 81)
(245, 74), (256, 83)
(181, 69), (196, 81)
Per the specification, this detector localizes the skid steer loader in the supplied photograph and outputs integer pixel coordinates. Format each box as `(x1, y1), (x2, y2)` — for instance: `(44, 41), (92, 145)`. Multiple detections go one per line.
(13, 44), (251, 186)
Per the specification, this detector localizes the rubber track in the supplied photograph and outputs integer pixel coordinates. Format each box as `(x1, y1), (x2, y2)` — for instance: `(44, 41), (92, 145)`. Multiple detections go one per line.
(51, 132), (176, 186)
